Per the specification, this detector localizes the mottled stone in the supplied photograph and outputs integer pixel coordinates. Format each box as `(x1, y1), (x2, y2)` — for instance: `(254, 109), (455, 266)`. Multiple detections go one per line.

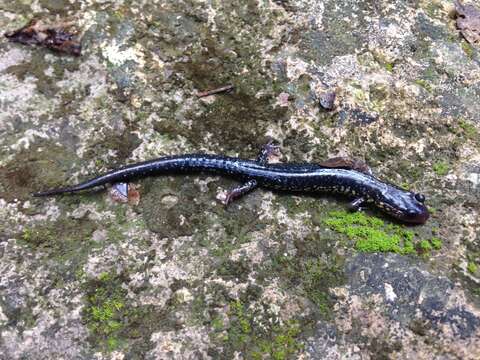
(1, 0), (479, 359)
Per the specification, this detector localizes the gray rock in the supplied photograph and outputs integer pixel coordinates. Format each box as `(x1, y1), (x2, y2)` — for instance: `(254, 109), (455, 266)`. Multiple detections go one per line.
(1, 0), (479, 359)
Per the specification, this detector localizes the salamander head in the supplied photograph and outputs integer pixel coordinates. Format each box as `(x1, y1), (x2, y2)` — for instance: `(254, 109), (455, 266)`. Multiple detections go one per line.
(378, 190), (429, 224)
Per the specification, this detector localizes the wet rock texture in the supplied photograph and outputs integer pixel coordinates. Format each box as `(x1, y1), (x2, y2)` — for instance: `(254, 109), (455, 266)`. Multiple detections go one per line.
(0, 0), (479, 359)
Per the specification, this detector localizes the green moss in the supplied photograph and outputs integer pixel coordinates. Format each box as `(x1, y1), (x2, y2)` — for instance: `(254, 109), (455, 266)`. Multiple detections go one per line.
(211, 316), (225, 331)
(257, 322), (302, 360)
(458, 119), (479, 140)
(419, 240), (432, 251)
(430, 237), (442, 250)
(106, 337), (120, 351)
(385, 63), (394, 72)
(324, 211), (443, 257)
(301, 258), (341, 316)
(417, 237), (443, 257)
(82, 272), (167, 354)
(21, 229), (30, 240)
(75, 269), (87, 281)
(324, 211), (416, 255)
(98, 272), (112, 282)
(414, 79), (433, 93)
(84, 273), (127, 351)
(467, 262), (477, 274)
(21, 225), (62, 247)
(423, 1), (442, 18)
(266, 253), (344, 318)
(18, 219), (97, 288)
(217, 300), (303, 359)
(461, 41), (475, 59)
(433, 161), (449, 176)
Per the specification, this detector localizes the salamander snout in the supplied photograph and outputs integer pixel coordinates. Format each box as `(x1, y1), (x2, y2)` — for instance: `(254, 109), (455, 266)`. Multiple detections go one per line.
(382, 190), (430, 224)
(400, 192), (429, 224)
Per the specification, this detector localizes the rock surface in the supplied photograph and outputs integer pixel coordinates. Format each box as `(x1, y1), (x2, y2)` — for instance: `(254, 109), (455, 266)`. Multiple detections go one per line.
(0, 0), (479, 359)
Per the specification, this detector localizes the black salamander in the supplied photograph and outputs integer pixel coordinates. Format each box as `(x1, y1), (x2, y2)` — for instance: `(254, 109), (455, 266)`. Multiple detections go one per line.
(33, 145), (429, 224)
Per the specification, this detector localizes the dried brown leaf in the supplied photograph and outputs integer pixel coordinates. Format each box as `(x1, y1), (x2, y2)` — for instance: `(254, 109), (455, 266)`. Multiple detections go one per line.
(4, 18), (82, 56)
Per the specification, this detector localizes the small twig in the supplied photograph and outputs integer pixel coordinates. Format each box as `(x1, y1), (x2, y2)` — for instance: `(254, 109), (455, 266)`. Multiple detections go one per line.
(196, 84), (234, 98)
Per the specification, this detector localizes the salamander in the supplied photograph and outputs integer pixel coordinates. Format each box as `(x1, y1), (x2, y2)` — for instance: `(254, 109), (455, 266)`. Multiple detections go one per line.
(33, 145), (429, 224)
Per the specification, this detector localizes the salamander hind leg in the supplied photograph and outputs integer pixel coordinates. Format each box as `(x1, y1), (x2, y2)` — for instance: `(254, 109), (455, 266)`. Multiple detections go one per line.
(224, 179), (258, 205)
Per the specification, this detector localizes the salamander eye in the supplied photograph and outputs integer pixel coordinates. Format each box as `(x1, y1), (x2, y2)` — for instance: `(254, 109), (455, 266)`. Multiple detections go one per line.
(414, 193), (425, 203)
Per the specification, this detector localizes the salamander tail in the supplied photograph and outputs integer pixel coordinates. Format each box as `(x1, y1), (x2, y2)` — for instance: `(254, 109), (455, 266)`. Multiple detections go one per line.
(32, 187), (77, 197)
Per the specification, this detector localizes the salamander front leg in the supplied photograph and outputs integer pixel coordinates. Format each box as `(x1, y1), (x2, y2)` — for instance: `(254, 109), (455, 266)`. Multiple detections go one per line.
(256, 140), (280, 164)
(348, 197), (365, 211)
(224, 179), (258, 205)
(224, 141), (279, 205)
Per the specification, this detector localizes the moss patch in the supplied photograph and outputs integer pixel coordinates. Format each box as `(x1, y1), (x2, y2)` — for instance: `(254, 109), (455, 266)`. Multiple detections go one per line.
(324, 211), (441, 256)
(265, 252), (345, 319)
(458, 119), (479, 141)
(82, 272), (166, 354)
(461, 41), (475, 60)
(430, 237), (442, 250)
(212, 299), (303, 360)
(300, 258), (344, 317)
(325, 210), (415, 254)
(385, 62), (394, 72)
(83, 272), (127, 351)
(467, 262), (477, 275)
(18, 218), (97, 285)
(414, 79), (433, 93)
(432, 161), (449, 176)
